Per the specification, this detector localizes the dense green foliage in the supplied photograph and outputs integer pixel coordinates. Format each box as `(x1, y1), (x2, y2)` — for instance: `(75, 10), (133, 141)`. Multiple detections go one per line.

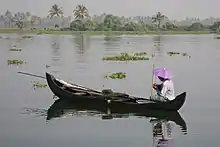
(67, 15), (219, 32)
(67, 7), (220, 32)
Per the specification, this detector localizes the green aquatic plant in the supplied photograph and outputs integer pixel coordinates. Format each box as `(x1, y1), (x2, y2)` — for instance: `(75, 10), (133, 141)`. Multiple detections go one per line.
(102, 52), (149, 61)
(134, 52), (147, 56)
(21, 35), (33, 39)
(167, 52), (190, 57)
(9, 47), (22, 51)
(167, 52), (180, 56)
(32, 81), (48, 88)
(7, 60), (25, 65)
(105, 72), (126, 79)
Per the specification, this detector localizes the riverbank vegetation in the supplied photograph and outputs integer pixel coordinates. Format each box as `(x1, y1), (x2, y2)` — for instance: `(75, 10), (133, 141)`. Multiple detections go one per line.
(0, 29), (212, 35)
(0, 5), (220, 35)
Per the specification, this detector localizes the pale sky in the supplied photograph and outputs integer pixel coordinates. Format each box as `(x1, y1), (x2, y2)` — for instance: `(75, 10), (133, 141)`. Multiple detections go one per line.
(0, 0), (219, 20)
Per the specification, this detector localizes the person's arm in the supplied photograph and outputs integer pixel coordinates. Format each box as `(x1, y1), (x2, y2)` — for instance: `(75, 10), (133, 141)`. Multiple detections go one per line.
(158, 83), (169, 101)
(153, 83), (162, 90)
(160, 84), (167, 97)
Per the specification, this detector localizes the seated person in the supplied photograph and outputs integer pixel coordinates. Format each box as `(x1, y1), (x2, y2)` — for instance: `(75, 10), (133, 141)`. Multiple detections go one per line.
(152, 76), (175, 102)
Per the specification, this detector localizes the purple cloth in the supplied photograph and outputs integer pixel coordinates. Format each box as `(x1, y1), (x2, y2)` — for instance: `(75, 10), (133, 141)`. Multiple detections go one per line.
(153, 68), (173, 79)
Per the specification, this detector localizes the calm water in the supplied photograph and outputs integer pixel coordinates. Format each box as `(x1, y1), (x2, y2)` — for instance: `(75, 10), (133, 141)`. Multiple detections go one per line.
(0, 33), (220, 147)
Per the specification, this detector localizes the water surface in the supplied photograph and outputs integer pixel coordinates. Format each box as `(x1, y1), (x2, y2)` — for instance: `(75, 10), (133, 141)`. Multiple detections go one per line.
(0, 33), (219, 147)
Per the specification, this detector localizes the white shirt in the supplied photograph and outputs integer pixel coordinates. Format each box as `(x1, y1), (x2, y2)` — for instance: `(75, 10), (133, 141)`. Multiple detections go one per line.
(160, 80), (175, 101)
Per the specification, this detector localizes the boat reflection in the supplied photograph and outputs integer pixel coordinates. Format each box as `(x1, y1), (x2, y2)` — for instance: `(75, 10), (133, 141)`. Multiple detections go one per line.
(46, 98), (187, 146)
(152, 119), (180, 147)
(47, 98), (187, 132)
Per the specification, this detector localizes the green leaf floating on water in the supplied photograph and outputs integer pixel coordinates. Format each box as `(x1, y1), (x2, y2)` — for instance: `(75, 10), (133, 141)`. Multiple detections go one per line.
(105, 72), (126, 79)
(32, 81), (48, 88)
(102, 52), (149, 61)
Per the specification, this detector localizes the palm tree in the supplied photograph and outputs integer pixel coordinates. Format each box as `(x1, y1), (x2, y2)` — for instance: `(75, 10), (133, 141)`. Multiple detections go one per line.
(73, 4), (89, 21)
(4, 10), (12, 28)
(152, 12), (165, 31)
(48, 4), (63, 18)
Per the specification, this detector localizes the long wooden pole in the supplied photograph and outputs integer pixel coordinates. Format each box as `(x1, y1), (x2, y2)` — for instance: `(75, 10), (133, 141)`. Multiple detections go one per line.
(150, 64), (155, 99)
(17, 71), (101, 94)
(18, 71), (46, 79)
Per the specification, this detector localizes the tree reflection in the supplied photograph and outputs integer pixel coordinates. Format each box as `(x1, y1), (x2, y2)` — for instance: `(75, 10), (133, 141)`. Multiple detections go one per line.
(50, 35), (62, 74)
(152, 35), (165, 68)
(73, 33), (90, 55)
(104, 35), (121, 51)
(153, 35), (164, 56)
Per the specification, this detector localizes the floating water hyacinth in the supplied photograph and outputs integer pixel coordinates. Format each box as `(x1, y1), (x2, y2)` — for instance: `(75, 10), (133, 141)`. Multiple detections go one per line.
(105, 72), (127, 79)
(133, 52), (147, 56)
(7, 60), (25, 65)
(102, 52), (149, 61)
(9, 47), (22, 51)
(167, 52), (191, 58)
(20, 36), (33, 39)
(32, 81), (48, 88)
(167, 52), (181, 56)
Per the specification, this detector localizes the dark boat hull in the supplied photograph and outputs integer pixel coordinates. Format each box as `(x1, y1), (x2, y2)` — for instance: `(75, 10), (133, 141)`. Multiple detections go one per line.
(46, 72), (186, 111)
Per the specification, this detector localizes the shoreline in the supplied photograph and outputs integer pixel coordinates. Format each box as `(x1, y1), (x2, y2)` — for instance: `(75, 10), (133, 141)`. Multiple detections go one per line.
(0, 28), (215, 36)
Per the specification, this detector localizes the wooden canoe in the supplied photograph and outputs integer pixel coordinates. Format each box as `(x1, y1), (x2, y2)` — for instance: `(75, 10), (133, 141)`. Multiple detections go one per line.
(46, 72), (186, 111)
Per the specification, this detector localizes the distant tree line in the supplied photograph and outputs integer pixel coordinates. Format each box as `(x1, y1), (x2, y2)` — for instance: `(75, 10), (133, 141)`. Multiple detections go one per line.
(68, 14), (217, 32)
(1, 4), (220, 33)
(47, 4), (220, 32)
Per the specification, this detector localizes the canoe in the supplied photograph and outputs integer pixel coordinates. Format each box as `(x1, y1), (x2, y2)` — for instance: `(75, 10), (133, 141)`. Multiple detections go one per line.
(46, 72), (186, 111)
(46, 98), (187, 133)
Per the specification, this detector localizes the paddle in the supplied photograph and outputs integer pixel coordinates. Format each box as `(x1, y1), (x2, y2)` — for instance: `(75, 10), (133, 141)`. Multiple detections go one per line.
(18, 71), (46, 79)
(17, 71), (102, 94)
(150, 64), (155, 99)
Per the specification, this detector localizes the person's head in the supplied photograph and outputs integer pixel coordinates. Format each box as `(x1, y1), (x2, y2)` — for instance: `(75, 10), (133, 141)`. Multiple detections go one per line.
(158, 76), (170, 82)
(158, 76), (165, 82)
